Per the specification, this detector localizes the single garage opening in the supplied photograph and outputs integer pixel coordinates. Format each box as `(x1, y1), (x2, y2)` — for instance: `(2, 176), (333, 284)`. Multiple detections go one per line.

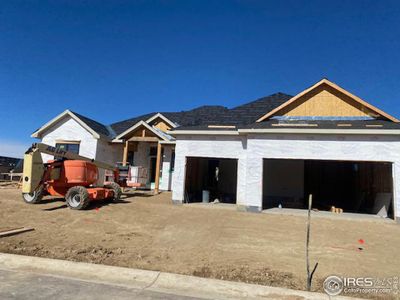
(263, 159), (394, 219)
(184, 157), (238, 204)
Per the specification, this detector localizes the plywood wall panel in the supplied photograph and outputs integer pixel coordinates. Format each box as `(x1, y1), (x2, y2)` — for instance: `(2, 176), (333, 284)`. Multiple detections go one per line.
(153, 120), (171, 132)
(282, 84), (378, 118)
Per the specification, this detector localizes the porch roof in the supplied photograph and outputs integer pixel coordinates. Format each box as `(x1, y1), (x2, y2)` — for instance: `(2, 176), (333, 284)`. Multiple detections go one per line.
(112, 120), (175, 143)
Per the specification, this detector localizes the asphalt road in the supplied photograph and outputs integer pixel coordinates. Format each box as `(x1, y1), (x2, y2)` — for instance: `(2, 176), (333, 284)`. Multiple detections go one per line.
(0, 269), (204, 300)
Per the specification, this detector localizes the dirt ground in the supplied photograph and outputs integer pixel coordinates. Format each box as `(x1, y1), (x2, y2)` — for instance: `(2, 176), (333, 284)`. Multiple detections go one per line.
(0, 187), (399, 299)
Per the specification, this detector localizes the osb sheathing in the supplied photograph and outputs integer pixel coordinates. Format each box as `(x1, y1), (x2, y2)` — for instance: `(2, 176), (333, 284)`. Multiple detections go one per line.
(280, 83), (379, 118)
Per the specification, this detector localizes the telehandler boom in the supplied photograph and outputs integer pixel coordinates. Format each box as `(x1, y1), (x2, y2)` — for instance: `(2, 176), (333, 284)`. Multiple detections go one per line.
(22, 143), (122, 210)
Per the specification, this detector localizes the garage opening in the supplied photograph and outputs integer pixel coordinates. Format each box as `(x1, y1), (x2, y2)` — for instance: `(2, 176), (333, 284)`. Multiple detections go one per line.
(263, 159), (394, 219)
(184, 157), (237, 204)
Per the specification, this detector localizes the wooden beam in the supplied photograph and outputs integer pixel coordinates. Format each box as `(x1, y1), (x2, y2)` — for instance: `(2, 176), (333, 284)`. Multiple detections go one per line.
(127, 137), (159, 142)
(0, 227), (34, 238)
(122, 141), (129, 166)
(154, 142), (162, 194)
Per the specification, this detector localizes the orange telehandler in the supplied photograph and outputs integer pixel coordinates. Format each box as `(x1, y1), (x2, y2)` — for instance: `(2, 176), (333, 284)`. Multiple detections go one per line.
(22, 143), (123, 210)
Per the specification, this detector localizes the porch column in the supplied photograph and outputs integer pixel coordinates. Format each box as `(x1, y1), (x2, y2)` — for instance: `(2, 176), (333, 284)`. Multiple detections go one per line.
(122, 141), (129, 166)
(154, 142), (162, 194)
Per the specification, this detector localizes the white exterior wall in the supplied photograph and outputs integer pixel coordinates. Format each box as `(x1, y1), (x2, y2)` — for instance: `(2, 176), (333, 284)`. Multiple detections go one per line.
(172, 135), (247, 205)
(132, 142), (172, 189)
(133, 142), (151, 170)
(39, 115), (124, 186)
(39, 116), (124, 167)
(40, 116), (98, 162)
(133, 142), (151, 187)
(246, 134), (400, 215)
(37, 116), (174, 190)
(96, 140), (124, 184)
(173, 133), (400, 218)
(160, 145), (173, 191)
(96, 140), (123, 165)
(394, 162), (400, 219)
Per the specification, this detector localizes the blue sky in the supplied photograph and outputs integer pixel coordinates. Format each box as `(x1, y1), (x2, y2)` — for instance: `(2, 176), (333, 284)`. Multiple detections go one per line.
(1, 0), (400, 157)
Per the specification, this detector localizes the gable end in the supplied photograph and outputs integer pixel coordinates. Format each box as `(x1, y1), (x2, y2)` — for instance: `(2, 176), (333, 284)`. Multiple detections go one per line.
(257, 79), (399, 123)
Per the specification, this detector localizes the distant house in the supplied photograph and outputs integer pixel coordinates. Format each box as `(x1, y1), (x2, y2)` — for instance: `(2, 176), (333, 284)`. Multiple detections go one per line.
(32, 79), (400, 222)
(0, 156), (22, 179)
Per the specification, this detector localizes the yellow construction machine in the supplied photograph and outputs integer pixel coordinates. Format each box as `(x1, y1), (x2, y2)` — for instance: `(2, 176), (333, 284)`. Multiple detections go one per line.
(22, 143), (122, 210)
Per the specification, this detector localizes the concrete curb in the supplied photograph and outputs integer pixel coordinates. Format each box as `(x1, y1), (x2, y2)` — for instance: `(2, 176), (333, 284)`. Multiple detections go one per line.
(0, 253), (357, 299)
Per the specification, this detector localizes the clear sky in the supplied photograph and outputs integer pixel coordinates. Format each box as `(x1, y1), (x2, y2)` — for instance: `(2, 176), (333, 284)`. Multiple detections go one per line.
(1, 0), (400, 157)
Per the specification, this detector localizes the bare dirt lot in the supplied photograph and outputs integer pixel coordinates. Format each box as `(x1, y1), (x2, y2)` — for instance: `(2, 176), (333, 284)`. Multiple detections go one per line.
(0, 187), (399, 298)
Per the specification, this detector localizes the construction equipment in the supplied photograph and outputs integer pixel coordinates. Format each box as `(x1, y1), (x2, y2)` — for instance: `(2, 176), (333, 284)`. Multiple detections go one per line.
(22, 143), (122, 210)
(104, 163), (147, 188)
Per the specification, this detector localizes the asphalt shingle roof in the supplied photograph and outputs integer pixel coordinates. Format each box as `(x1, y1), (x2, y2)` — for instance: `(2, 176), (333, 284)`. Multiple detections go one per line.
(110, 112), (156, 137)
(109, 106), (232, 135)
(227, 92), (293, 125)
(72, 111), (113, 137)
(109, 92), (293, 135)
(67, 92), (398, 138)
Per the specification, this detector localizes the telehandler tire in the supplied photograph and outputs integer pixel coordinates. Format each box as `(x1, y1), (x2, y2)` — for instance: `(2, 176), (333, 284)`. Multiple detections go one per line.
(105, 182), (122, 202)
(65, 186), (90, 210)
(22, 185), (44, 204)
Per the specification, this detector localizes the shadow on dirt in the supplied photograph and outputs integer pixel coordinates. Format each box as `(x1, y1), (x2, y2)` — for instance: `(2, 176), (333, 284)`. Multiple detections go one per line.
(86, 199), (131, 210)
(121, 192), (155, 199)
(41, 198), (131, 211)
(36, 198), (65, 204)
(43, 204), (68, 211)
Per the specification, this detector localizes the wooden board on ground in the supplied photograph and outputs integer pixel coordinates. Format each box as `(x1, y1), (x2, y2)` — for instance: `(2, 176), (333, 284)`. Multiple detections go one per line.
(0, 227), (34, 238)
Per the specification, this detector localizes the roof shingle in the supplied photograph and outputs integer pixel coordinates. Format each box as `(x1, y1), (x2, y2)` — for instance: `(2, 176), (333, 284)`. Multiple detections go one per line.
(71, 111), (113, 137)
(109, 92), (293, 135)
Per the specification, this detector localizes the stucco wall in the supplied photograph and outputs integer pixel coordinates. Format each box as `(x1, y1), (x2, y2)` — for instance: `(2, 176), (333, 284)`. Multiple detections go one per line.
(132, 142), (151, 186)
(40, 116), (98, 162)
(160, 145), (173, 191)
(246, 134), (400, 215)
(96, 140), (123, 165)
(95, 140), (124, 184)
(39, 115), (127, 186)
(172, 135), (247, 205)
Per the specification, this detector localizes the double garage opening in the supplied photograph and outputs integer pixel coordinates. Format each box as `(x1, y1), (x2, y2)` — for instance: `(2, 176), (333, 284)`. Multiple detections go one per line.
(184, 157), (237, 204)
(183, 156), (395, 219)
(263, 159), (394, 219)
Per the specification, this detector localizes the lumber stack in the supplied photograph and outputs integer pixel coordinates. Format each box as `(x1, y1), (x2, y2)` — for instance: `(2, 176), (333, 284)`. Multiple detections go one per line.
(330, 206), (343, 214)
